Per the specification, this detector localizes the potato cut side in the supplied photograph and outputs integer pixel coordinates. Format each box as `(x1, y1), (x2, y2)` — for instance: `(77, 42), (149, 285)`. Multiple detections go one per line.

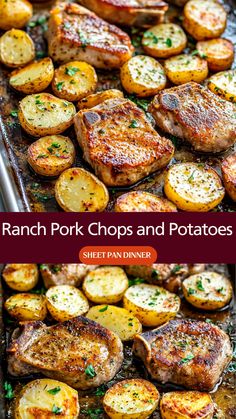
(164, 163), (225, 212)
(5, 293), (47, 321)
(0, 0), (32, 30)
(160, 391), (214, 419)
(103, 379), (160, 419)
(142, 24), (187, 59)
(123, 284), (180, 327)
(27, 135), (75, 177)
(182, 271), (233, 310)
(86, 305), (142, 341)
(222, 153), (236, 202)
(46, 285), (89, 322)
(115, 191), (177, 212)
(55, 167), (109, 212)
(208, 70), (236, 103)
(196, 39), (234, 72)
(77, 89), (124, 110)
(164, 54), (208, 85)
(0, 29), (35, 67)
(14, 378), (79, 419)
(2, 264), (39, 291)
(83, 266), (129, 304)
(120, 55), (166, 98)
(9, 57), (54, 94)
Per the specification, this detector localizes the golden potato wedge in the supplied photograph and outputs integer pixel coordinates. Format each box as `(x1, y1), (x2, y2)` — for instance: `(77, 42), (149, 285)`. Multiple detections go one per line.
(183, 0), (227, 41)
(182, 271), (233, 310)
(83, 266), (129, 304)
(196, 39), (234, 72)
(45, 285), (89, 322)
(14, 378), (79, 419)
(52, 61), (97, 102)
(0, 0), (32, 30)
(2, 264), (39, 291)
(5, 293), (47, 321)
(164, 163), (225, 212)
(142, 24), (187, 59)
(77, 89), (124, 110)
(0, 29), (35, 68)
(160, 391), (214, 419)
(164, 54), (208, 85)
(120, 55), (166, 98)
(123, 284), (180, 327)
(86, 305), (142, 341)
(103, 379), (160, 419)
(208, 70), (236, 103)
(222, 153), (236, 202)
(9, 58), (54, 94)
(55, 167), (109, 212)
(27, 135), (75, 177)
(115, 191), (177, 212)
(18, 93), (76, 137)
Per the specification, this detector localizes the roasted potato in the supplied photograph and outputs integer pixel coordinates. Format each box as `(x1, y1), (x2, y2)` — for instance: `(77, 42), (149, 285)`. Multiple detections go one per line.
(2, 264), (39, 291)
(183, 0), (227, 41)
(120, 55), (166, 97)
(208, 69), (236, 103)
(222, 153), (236, 202)
(164, 163), (225, 212)
(115, 191), (177, 212)
(0, 29), (35, 68)
(18, 93), (76, 137)
(14, 378), (80, 419)
(142, 24), (187, 59)
(123, 284), (180, 327)
(160, 391), (214, 419)
(27, 135), (75, 177)
(196, 39), (234, 72)
(5, 293), (47, 321)
(77, 89), (124, 110)
(55, 167), (109, 212)
(182, 271), (233, 310)
(103, 379), (160, 419)
(86, 305), (142, 341)
(0, 0), (32, 30)
(9, 57), (54, 94)
(52, 61), (97, 102)
(45, 285), (89, 322)
(83, 266), (129, 304)
(164, 54), (208, 85)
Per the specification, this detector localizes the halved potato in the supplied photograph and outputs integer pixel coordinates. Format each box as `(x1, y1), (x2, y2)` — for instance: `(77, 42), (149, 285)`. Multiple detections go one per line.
(55, 167), (109, 212)
(27, 135), (75, 177)
(103, 379), (160, 419)
(52, 61), (97, 102)
(164, 54), (208, 85)
(123, 284), (180, 327)
(0, 29), (35, 68)
(83, 266), (129, 304)
(120, 55), (166, 98)
(77, 89), (124, 110)
(5, 293), (47, 321)
(164, 163), (225, 212)
(222, 153), (236, 202)
(9, 58), (54, 94)
(183, 0), (227, 41)
(160, 391), (214, 419)
(142, 24), (187, 59)
(14, 378), (79, 419)
(196, 39), (234, 72)
(86, 305), (142, 341)
(208, 70), (236, 103)
(115, 191), (177, 212)
(182, 271), (233, 310)
(0, 0), (32, 30)
(2, 264), (39, 291)
(45, 285), (89, 322)
(18, 93), (76, 137)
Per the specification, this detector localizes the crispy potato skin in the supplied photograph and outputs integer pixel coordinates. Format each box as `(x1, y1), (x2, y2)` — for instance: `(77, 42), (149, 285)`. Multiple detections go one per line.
(0, 29), (35, 68)
(46, 285), (89, 321)
(164, 54), (208, 85)
(77, 89), (124, 109)
(222, 153), (236, 201)
(208, 69), (236, 104)
(142, 24), (187, 59)
(197, 39), (234, 72)
(2, 264), (39, 291)
(160, 391), (214, 419)
(5, 294), (47, 321)
(115, 191), (177, 212)
(0, 0), (32, 30)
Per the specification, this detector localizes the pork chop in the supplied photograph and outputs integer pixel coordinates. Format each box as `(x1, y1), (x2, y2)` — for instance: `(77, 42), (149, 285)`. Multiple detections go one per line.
(133, 319), (232, 391)
(7, 317), (123, 389)
(40, 264), (98, 288)
(149, 82), (236, 153)
(74, 98), (174, 186)
(47, 3), (133, 68)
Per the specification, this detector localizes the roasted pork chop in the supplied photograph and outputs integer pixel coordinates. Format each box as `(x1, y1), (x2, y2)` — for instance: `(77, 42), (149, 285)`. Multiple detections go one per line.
(40, 264), (98, 288)
(47, 3), (133, 68)
(149, 82), (236, 153)
(133, 319), (232, 391)
(8, 317), (123, 389)
(74, 98), (174, 186)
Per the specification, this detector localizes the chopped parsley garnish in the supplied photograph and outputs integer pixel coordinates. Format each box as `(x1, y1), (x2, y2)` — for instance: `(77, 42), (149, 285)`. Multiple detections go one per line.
(36, 50), (46, 59)
(47, 386), (61, 395)
(51, 265), (61, 273)
(151, 269), (159, 279)
(4, 382), (14, 399)
(191, 49), (207, 59)
(196, 279), (205, 291)
(37, 153), (48, 159)
(99, 305), (108, 312)
(180, 354), (194, 364)
(56, 81), (64, 91)
(143, 31), (158, 45)
(128, 277), (145, 286)
(129, 119), (139, 128)
(95, 385), (106, 396)
(127, 95), (149, 112)
(216, 287), (226, 295)
(172, 264), (182, 274)
(10, 110), (18, 117)
(65, 67), (80, 76)
(166, 38), (172, 47)
(52, 405), (63, 414)
(85, 364), (96, 378)
(81, 408), (104, 418)
(188, 288), (195, 295)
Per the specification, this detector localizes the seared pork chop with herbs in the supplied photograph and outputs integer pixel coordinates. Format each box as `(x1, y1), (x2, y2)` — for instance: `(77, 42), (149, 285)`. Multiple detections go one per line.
(40, 264), (98, 288)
